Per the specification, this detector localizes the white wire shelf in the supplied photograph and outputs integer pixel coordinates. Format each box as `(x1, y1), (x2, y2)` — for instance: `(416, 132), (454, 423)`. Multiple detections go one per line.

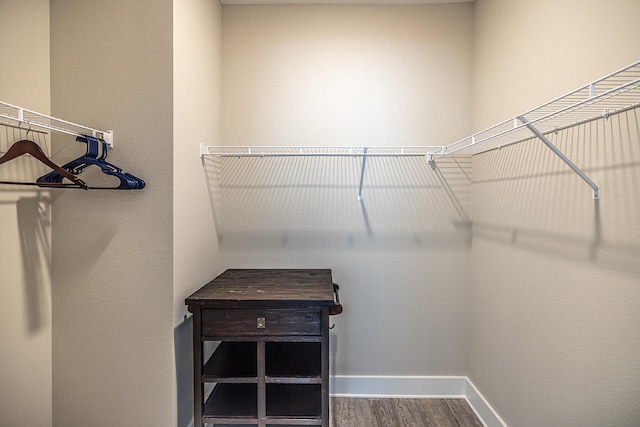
(200, 145), (445, 157)
(200, 61), (640, 200)
(441, 60), (640, 157)
(0, 100), (113, 147)
(201, 60), (639, 160)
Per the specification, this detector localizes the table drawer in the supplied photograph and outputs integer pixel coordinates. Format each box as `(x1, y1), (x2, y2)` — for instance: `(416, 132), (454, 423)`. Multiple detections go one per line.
(202, 308), (321, 337)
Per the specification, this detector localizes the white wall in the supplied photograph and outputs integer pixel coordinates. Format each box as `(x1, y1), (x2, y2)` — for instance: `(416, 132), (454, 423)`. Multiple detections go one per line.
(220, 4), (474, 378)
(470, 0), (640, 425)
(0, 1), (52, 426)
(173, 0), (222, 426)
(49, 1), (175, 426)
(223, 5), (472, 148)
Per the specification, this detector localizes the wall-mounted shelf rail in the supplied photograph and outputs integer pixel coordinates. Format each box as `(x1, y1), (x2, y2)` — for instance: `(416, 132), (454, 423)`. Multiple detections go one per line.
(200, 60), (640, 200)
(0, 100), (113, 147)
(200, 145), (444, 201)
(200, 145), (445, 158)
(438, 60), (640, 199)
(441, 61), (640, 158)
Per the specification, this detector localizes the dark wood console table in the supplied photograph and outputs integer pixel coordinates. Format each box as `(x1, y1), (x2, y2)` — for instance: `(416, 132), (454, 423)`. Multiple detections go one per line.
(186, 269), (340, 427)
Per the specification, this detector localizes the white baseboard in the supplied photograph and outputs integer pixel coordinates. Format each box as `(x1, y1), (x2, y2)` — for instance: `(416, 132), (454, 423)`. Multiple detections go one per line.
(330, 375), (506, 427)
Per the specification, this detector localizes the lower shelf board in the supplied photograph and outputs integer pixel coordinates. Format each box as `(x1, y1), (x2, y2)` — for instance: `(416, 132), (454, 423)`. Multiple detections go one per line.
(203, 383), (321, 421)
(204, 384), (257, 419)
(266, 383), (321, 418)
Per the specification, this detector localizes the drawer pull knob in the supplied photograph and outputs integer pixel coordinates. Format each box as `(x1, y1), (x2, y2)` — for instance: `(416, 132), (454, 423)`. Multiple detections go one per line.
(257, 317), (266, 329)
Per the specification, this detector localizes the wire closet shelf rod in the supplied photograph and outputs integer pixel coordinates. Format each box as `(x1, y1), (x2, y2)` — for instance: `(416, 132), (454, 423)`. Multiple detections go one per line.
(0, 100), (113, 147)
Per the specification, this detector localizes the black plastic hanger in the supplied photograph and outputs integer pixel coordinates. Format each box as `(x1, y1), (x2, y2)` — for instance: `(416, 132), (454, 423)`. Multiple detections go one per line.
(0, 139), (88, 189)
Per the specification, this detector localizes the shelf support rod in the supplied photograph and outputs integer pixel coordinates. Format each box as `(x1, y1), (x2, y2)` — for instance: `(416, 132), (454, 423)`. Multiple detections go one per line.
(517, 115), (600, 199)
(357, 147), (368, 201)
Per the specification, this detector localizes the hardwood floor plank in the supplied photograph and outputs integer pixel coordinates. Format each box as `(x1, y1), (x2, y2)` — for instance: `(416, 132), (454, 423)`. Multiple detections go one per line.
(444, 398), (484, 427)
(423, 399), (459, 427)
(370, 398), (400, 426)
(330, 397), (482, 427)
(395, 399), (424, 426)
(331, 397), (376, 427)
(395, 398), (438, 427)
(398, 399), (442, 427)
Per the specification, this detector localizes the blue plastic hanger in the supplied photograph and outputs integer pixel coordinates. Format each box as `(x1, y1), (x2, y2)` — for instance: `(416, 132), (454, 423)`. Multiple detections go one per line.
(37, 135), (145, 190)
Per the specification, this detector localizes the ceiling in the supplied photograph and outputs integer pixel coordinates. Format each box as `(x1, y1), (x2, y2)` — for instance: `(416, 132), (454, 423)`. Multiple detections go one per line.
(221, 0), (473, 5)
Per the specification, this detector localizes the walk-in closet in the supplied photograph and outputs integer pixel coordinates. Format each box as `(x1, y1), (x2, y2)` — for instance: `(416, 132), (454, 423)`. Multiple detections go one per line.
(1, 0), (638, 426)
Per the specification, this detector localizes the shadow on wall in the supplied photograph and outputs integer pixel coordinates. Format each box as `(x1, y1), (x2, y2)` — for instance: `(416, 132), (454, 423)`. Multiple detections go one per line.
(471, 109), (640, 277)
(174, 316), (193, 427)
(201, 153), (473, 251)
(201, 154), (222, 241)
(16, 195), (51, 333)
(1, 127), (53, 334)
(199, 152), (475, 376)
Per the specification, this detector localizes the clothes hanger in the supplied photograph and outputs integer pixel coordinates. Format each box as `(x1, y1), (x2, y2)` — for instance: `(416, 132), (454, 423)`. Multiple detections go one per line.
(0, 139), (88, 189)
(37, 135), (145, 190)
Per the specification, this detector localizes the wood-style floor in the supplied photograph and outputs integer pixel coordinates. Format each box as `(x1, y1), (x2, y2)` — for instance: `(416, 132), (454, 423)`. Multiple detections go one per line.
(330, 397), (484, 427)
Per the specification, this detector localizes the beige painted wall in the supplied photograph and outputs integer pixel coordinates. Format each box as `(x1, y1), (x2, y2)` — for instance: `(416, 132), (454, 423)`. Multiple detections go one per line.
(5, 2), (637, 425)
(223, 5), (472, 148)
(2, 1), (222, 425)
(470, 0), (640, 425)
(472, 0), (640, 131)
(49, 1), (175, 426)
(220, 4), (474, 377)
(173, 0), (222, 425)
(173, 0), (222, 327)
(0, 1), (53, 426)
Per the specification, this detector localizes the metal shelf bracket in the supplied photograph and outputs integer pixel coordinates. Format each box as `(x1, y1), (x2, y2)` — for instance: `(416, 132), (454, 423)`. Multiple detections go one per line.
(517, 115), (600, 200)
(357, 147), (368, 201)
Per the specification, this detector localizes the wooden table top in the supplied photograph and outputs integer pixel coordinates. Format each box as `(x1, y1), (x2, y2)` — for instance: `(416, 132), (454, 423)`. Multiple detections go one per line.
(185, 269), (335, 308)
